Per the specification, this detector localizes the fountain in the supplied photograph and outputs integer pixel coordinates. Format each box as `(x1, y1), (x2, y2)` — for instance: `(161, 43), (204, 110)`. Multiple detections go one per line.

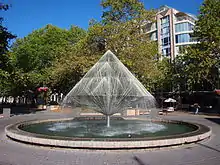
(62, 50), (156, 127)
(5, 50), (211, 149)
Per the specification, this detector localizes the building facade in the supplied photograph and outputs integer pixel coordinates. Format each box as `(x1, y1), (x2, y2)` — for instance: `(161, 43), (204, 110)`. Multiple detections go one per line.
(142, 5), (197, 60)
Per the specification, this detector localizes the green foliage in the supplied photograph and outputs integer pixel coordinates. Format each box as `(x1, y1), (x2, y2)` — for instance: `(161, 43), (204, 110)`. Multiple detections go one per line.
(176, 0), (220, 91)
(47, 0), (160, 93)
(101, 0), (145, 24)
(0, 3), (10, 11)
(3, 0), (164, 96)
(0, 2), (15, 70)
(48, 53), (99, 94)
(0, 25), (15, 70)
(156, 58), (174, 92)
(9, 25), (86, 95)
(0, 3), (15, 71)
(46, 25), (103, 93)
(89, 0), (160, 91)
(0, 2), (16, 96)
(0, 69), (10, 96)
(11, 25), (86, 72)
(176, 45), (219, 91)
(193, 0), (220, 59)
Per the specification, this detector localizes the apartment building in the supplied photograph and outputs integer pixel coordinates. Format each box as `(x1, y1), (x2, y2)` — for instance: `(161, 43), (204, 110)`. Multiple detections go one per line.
(142, 5), (197, 60)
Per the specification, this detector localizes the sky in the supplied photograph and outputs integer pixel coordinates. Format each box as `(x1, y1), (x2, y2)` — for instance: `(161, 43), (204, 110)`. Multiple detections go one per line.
(1, 0), (203, 39)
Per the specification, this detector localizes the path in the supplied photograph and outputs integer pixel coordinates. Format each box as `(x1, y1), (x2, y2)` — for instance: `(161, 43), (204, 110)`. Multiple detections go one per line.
(0, 112), (220, 165)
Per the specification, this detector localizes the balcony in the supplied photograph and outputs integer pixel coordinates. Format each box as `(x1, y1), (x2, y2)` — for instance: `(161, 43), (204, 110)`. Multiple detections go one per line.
(175, 16), (195, 24)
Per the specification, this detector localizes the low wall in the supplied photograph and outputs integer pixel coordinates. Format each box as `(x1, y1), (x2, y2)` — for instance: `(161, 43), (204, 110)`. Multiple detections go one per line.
(5, 118), (212, 149)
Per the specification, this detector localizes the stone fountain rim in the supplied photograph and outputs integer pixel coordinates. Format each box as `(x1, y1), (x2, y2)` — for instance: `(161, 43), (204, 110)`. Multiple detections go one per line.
(6, 117), (202, 141)
(5, 118), (211, 149)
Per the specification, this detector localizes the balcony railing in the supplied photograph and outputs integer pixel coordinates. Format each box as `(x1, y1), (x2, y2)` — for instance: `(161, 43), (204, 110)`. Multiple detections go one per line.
(176, 16), (195, 23)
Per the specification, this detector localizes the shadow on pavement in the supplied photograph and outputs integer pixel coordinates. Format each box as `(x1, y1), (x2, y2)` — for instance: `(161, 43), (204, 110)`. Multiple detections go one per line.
(198, 143), (220, 153)
(205, 118), (220, 125)
(133, 156), (148, 165)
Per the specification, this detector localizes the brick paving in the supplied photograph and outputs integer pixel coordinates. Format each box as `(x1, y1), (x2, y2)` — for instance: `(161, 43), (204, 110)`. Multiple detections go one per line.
(0, 112), (220, 165)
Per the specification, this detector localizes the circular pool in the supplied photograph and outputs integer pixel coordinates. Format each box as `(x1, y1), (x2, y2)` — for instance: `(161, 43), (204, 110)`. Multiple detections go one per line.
(5, 117), (211, 149)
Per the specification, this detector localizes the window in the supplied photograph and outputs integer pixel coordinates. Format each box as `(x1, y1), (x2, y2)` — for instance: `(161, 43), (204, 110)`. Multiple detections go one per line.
(161, 16), (170, 28)
(161, 16), (169, 25)
(176, 34), (190, 43)
(150, 32), (157, 40)
(144, 23), (157, 33)
(175, 46), (187, 54)
(162, 37), (170, 46)
(151, 23), (157, 30)
(161, 27), (170, 34)
(175, 23), (194, 33)
(162, 47), (171, 56)
(161, 16), (170, 37)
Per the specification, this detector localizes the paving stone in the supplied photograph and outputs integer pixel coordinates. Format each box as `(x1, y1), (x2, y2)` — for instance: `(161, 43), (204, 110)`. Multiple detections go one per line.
(0, 112), (220, 165)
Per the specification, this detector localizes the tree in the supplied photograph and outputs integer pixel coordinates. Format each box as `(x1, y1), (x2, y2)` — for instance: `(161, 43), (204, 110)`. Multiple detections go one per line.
(7, 0), (162, 96)
(101, 0), (145, 24)
(0, 70), (10, 96)
(48, 53), (99, 94)
(194, 0), (220, 59)
(10, 25), (86, 96)
(176, 0), (220, 91)
(47, 24), (103, 94)
(50, 0), (160, 93)
(0, 2), (15, 70)
(0, 2), (16, 96)
(0, 2), (9, 10)
(0, 23), (15, 70)
(11, 25), (86, 72)
(86, 0), (161, 91)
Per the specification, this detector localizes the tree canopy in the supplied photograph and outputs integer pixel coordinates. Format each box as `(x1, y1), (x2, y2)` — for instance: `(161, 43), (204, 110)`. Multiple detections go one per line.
(174, 0), (220, 91)
(11, 25), (86, 72)
(96, 0), (160, 90)
(6, 0), (220, 98)
(0, 2), (16, 96)
(8, 25), (86, 95)
(1, 0), (163, 97)
(101, 0), (145, 24)
(194, 0), (220, 59)
(47, 0), (161, 93)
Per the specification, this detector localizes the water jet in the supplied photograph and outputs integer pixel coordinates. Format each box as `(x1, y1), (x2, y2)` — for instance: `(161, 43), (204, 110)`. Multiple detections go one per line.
(62, 50), (156, 127)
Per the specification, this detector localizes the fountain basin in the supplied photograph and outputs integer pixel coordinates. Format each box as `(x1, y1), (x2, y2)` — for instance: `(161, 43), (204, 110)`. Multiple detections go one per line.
(5, 118), (211, 149)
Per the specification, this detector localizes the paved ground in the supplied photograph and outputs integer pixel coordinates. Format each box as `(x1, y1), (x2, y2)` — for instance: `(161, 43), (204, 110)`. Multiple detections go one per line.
(0, 111), (220, 165)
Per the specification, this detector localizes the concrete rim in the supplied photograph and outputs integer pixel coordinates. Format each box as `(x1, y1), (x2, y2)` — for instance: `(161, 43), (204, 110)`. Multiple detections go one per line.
(5, 118), (212, 149)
